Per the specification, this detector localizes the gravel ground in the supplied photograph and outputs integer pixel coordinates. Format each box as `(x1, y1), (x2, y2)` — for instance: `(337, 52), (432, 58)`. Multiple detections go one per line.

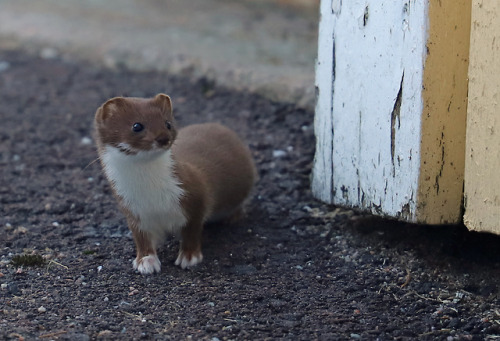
(0, 49), (499, 340)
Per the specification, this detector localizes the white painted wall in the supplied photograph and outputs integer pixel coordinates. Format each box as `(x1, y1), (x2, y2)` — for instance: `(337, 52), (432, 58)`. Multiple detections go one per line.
(313, 1), (427, 219)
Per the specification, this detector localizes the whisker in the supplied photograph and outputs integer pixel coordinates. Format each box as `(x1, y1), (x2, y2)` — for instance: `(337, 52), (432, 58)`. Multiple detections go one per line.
(82, 157), (100, 171)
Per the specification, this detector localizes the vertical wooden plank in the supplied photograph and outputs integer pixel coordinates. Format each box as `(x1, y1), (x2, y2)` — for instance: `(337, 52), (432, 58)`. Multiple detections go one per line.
(464, 1), (500, 234)
(313, 0), (426, 219)
(327, 1), (426, 220)
(312, 0), (471, 224)
(418, 0), (471, 224)
(312, 0), (335, 203)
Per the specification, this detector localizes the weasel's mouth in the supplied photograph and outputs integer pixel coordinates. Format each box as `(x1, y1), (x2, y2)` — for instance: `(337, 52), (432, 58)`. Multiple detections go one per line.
(115, 142), (138, 155)
(153, 141), (171, 150)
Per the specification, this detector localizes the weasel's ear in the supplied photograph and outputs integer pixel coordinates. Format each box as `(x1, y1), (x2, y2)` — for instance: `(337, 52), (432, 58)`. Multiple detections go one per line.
(153, 93), (173, 115)
(95, 97), (125, 123)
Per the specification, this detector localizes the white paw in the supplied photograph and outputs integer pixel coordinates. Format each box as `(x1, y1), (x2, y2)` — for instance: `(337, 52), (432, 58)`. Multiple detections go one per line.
(133, 255), (161, 274)
(175, 251), (203, 269)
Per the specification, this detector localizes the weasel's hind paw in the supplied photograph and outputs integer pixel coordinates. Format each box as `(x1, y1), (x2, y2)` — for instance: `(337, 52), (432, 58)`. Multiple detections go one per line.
(175, 250), (203, 269)
(133, 255), (161, 274)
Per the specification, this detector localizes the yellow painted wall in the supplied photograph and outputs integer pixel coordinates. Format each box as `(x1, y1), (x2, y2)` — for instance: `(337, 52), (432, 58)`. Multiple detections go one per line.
(464, 1), (500, 234)
(418, 0), (471, 224)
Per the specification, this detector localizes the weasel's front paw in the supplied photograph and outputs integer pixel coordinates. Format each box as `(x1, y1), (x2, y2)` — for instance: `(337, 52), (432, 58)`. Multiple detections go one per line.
(175, 250), (203, 269)
(133, 255), (161, 274)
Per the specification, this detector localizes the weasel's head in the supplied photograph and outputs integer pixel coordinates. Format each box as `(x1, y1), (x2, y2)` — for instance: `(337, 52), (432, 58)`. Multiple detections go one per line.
(95, 94), (177, 155)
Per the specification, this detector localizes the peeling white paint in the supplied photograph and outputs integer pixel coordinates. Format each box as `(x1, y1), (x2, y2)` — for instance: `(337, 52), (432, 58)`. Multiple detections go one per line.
(331, 0), (341, 14)
(312, 0), (336, 203)
(313, 1), (428, 220)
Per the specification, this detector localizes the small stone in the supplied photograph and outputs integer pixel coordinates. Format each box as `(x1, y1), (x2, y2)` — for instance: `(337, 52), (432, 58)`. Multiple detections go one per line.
(81, 137), (92, 145)
(272, 150), (287, 158)
(97, 330), (112, 338)
(0, 61), (10, 72)
(38, 306), (47, 313)
(14, 226), (28, 234)
(7, 283), (20, 295)
(103, 56), (117, 69)
(40, 47), (59, 59)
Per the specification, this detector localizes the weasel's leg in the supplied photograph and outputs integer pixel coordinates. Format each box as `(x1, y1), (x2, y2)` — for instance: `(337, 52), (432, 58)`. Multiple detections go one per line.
(175, 219), (203, 269)
(129, 222), (161, 274)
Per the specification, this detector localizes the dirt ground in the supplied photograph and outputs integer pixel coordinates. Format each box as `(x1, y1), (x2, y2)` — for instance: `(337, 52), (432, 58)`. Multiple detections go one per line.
(0, 49), (499, 340)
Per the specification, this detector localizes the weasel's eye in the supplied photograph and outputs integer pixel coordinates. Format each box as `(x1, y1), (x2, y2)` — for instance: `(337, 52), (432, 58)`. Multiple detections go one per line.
(132, 123), (144, 132)
(165, 121), (172, 130)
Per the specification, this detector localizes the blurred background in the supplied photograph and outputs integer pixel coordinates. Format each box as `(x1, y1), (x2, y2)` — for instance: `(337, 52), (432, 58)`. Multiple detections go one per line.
(0, 0), (319, 109)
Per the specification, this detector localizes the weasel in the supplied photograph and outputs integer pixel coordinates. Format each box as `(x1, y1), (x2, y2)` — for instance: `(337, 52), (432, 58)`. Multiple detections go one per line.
(94, 94), (256, 274)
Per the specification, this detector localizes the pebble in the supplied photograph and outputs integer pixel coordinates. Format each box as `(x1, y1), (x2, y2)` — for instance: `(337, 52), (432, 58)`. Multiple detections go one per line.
(7, 283), (20, 295)
(40, 47), (59, 59)
(38, 306), (47, 313)
(272, 150), (287, 158)
(0, 61), (10, 72)
(14, 226), (28, 234)
(128, 288), (139, 296)
(97, 330), (112, 337)
(81, 136), (93, 145)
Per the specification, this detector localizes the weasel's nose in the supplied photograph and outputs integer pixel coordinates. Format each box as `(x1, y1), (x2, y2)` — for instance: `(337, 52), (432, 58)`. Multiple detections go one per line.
(155, 135), (170, 147)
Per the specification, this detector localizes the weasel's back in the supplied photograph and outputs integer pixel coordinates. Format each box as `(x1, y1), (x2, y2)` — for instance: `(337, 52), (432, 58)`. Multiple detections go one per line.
(172, 123), (256, 218)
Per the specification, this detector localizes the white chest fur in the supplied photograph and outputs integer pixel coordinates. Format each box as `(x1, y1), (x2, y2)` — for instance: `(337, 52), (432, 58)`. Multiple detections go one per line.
(101, 146), (187, 236)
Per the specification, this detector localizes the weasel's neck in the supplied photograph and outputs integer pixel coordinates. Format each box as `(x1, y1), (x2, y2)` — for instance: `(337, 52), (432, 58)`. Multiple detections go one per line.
(100, 145), (185, 222)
